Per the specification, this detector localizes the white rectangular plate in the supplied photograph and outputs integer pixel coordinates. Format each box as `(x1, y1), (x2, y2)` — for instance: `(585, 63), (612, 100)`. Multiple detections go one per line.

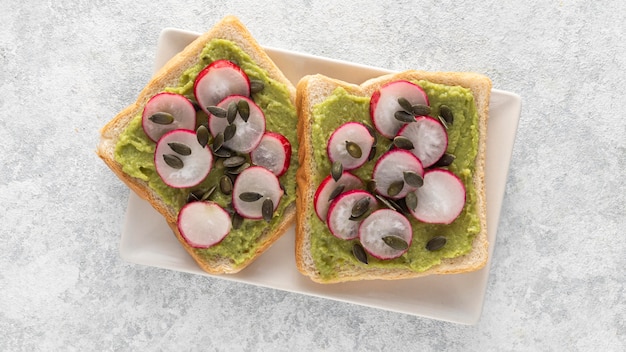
(119, 28), (521, 325)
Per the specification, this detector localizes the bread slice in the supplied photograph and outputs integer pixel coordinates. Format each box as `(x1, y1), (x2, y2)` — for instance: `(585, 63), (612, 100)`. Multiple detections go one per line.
(295, 71), (491, 283)
(97, 16), (298, 274)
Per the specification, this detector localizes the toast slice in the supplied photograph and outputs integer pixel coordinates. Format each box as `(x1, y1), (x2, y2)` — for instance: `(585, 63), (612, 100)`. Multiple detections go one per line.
(296, 72), (491, 283)
(97, 16), (298, 274)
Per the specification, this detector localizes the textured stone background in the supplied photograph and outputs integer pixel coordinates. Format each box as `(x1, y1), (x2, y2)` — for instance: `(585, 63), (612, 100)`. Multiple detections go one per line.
(1, 1), (624, 351)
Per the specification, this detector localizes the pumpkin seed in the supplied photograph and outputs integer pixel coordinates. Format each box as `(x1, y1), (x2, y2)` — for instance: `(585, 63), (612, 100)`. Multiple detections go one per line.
(426, 236), (447, 251)
(411, 104), (431, 116)
(394, 110), (415, 123)
(366, 180), (377, 194)
(212, 146), (233, 158)
(397, 97), (413, 113)
(375, 194), (402, 212)
(226, 162), (250, 175)
(382, 235), (409, 251)
(439, 105), (454, 125)
(403, 171), (424, 188)
(227, 101), (238, 124)
(223, 155), (246, 168)
(328, 184), (345, 202)
(219, 175), (233, 195)
(163, 154), (183, 169)
(331, 161), (343, 182)
(437, 114), (449, 130)
(186, 190), (202, 203)
(200, 185), (217, 201)
(350, 197), (371, 220)
(345, 141), (362, 158)
(231, 212), (243, 229)
(367, 145), (377, 161)
(239, 192), (263, 202)
(352, 243), (368, 264)
(262, 198), (274, 222)
(224, 124), (236, 141)
(186, 97), (201, 112)
(196, 125), (210, 148)
(364, 123), (377, 139)
(212, 132), (224, 151)
(393, 136), (414, 150)
(168, 142), (192, 156)
(432, 153), (455, 167)
(206, 106), (227, 118)
(250, 79), (265, 94)
(149, 112), (174, 125)
(405, 191), (418, 211)
(237, 99), (250, 122)
(387, 180), (404, 197)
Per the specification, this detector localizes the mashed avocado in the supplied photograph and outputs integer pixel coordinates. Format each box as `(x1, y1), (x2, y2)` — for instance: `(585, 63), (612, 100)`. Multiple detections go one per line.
(309, 82), (481, 280)
(114, 39), (298, 267)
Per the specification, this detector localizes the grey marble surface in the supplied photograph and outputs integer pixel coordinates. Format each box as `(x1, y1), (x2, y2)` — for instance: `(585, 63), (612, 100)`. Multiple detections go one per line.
(1, 1), (624, 351)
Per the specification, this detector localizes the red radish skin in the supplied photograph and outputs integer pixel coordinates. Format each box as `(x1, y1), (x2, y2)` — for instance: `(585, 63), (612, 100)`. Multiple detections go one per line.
(250, 132), (291, 176)
(370, 80), (429, 139)
(314, 172), (363, 221)
(193, 59), (250, 115)
(232, 166), (283, 219)
(372, 149), (424, 199)
(141, 92), (197, 142)
(409, 169), (466, 224)
(326, 190), (376, 240)
(358, 209), (413, 260)
(397, 116), (448, 168)
(177, 201), (232, 248)
(326, 122), (375, 170)
(154, 129), (213, 189)
(208, 95), (266, 153)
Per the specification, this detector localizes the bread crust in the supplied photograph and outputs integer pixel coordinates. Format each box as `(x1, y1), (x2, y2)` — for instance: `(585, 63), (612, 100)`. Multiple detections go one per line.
(97, 16), (297, 274)
(296, 72), (491, 283)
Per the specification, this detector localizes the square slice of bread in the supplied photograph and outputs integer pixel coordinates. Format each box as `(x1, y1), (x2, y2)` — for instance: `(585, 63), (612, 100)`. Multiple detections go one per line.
(295, 71), (491, 283)
(97, 16), (298, 274)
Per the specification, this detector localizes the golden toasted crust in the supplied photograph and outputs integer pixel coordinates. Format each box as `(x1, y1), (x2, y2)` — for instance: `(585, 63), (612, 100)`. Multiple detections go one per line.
(97, 16), (297, 274)
(296, 71), (491, 283)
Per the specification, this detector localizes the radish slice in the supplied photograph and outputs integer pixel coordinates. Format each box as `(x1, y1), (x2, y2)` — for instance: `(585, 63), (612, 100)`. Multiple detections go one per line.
(370, 80), (429, 139)
(397, 116), (448, 168)
(358, 209), (412, 260)
(314, 172), (363, 221)
(177, 201), (232, 248)
(154, 129), (213, 188)
(326, 190), (377, 240)
(193, 59), (250, 115)
(208, 95), (265, 153)
(141, 92), (197, 142)
(372, 149), (424, 199)
(327, 122), (375, 170)
(232, 166), (283, 220)
(250, 132), (292, 176)
(409, 169), (466, 224)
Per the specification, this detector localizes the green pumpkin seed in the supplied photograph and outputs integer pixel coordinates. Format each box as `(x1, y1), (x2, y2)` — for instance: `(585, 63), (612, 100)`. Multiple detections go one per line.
(439, 105), (454, 125)
(224, 124), (236, 141)
(163, 154), (183, 169)
(394, 110), (415, 123)
(375, 194), (402, 212)
(403, 171), (424, 188)
(411, 104), (431, 116)
(262, 198), (274, 222)
(207, 106), (227, 118)
(200, 185), (217, 201)
(437, 114), (449, 130)
(387, 180), (404, 197)
(352, 243), (368, 264)
(219, 175), (233, 195)
(227, 101), (238, 124)
(367, 145), (377, 161)
(223, 155), (246, 168)
(433, 153), (456, 167)
(397, 97), (413, 113)
(345, 141), (362, 158)
(186, 190), (202, 203)
(250, 79), (265, 94)
(331, 161), (343, 182)
(212, 146), (232, 158)
(212, 132), (224, 151)
(196, 125), (210, 148)
(328, 184), (345, 202)
(393, 136), (414, 150)
(168, 142), (192, 156)
(237, 99), (250, 122)
(231, 212), (243, 229)
(350, 197), (371, 220)
(382, 235), (409, 251)
(405, 191), (418, 211)
(366, 180), (377, 194)
(426, 236), (447, 251)
(226, 162), (250, 176)
(239, 192), (263, 202)
(149, 112), (174, 125)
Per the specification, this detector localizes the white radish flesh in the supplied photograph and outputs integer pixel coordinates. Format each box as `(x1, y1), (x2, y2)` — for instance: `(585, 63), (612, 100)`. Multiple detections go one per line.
(250, 132), (291, 176)
(313, 172), (363, 221)
(326, 122), (375, 170)
(232, 166), (283, 220)
(141, 92), (197, 142)
(372, 149), (424, 199)
(154, 129), (213, 189)
(208, 95), (265, 153)
(358, 209), (412, 260)
(409, 169), (466, 224)
(370, 80), (429, 139)
(326, 190), (376, 240)
(193, 59), (250, 114)
(177, 201), (232, 248)
(397, 116), (448, 168)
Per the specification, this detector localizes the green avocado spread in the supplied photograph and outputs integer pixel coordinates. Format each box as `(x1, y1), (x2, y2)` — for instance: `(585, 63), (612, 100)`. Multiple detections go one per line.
(114, 39), (298, 267)
(309, 82), (480, 280)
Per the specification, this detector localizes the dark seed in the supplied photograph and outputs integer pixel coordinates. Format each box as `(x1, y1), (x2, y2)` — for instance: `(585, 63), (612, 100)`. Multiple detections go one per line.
(227, 101), (238, 124)
(387, 180), (404, 197)
(196, 125), (210, 148)
(219, 175), (233, 195)
(397, 97), (413, 113)
(168, 142), (192, 156)
(239, 192), (263, 202)
(366, 180), (377, 194)
(403, 171), (424, 188)
(226, 162), (250, 175)
(250, 79), (265, 94)
(426, 236), (447, 251)
(207, 106), (227, 118)
(328, 184), (345, 202)
(375, 194), (402, 212)
(163, 154), (183, 169)
(237, 100), (250, 122)
(211, 146), (233, 158)
(394, 110), (415, 123)
(231, 212), (243, 229)
(405, 192), (418, 211)
(224, 124), (237, 141)
(364, 124), (377, 138)
(223, 155), (246, 168)
(200, 185), (217, 201)
(350, 197), (371, 219)
(345, 141), (362, 159)
(411, 104), (431, 116)
(149, 112), (174, 125)
(439, 105), (454, 125)
(212, 132), (224, 151)
(186, 190), (202, 203)
(432, 153), (456, 168)
(186, 97), (201, 112)
(382, 235), (409, 251)
(352, 243), (368, 264)
(367, 145), (377, 161)
(393, 136), (414, 150)
(437, 114), (449, 130)
(331, 161), (343, 182)
(262, 198), (274, 222)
